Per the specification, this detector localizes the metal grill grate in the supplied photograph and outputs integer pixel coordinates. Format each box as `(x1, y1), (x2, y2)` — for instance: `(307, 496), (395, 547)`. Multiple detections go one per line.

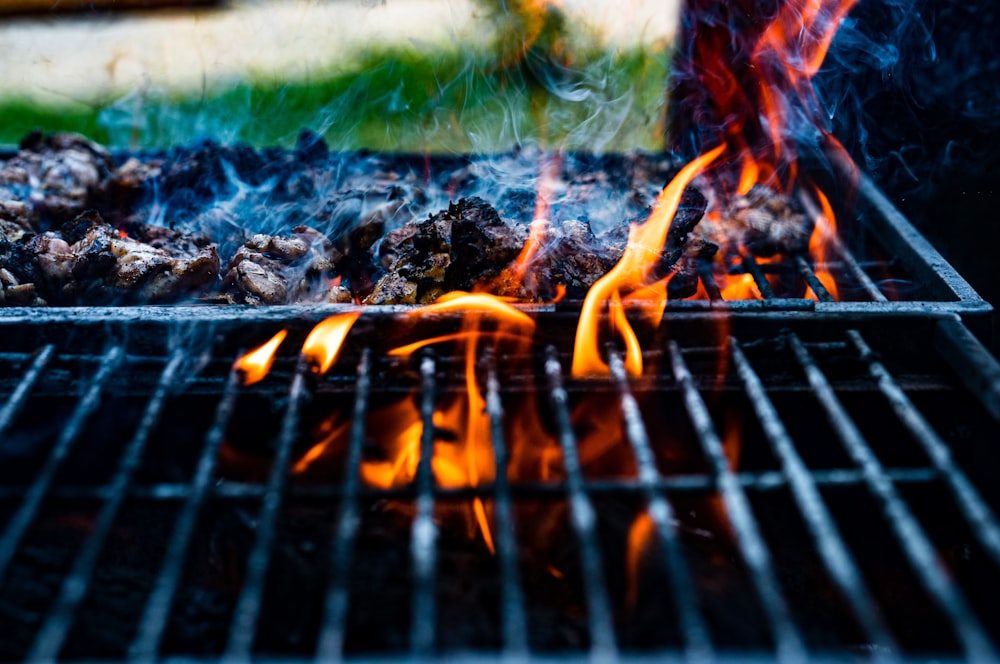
(0, 311), (999, 662)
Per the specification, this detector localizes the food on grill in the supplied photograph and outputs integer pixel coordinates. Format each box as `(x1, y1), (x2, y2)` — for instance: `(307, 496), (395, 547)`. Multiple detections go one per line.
(0, 132), (825, 307)
(220, 226), (335, 305)
(2, 210), (220, 305)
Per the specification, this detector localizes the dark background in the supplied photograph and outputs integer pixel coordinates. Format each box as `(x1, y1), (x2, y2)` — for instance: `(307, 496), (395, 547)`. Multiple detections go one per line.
(823, 0), (1000, 349)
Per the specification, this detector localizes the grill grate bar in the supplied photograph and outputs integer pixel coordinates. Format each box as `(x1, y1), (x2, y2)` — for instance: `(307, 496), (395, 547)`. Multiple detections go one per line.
(26, 351), (186, 663)
(0, 466), (943, 503)
(741, 255), (778, 300)
(225, 357), (310, 660)
(794, 256), (834, 302)
(410, 354), (440, 656)
(697, 262), (723, 301)
(484, 350), (529, 656)
(786, 333), (997, 660)
(543, 346), (618, 657)
(668, 340), (806, 662)
(730, 339), (898, 653)
(0, 344), (54, 438)
(833, 242), (888, 302)
(316, 348), (373, 660)
(0, 346), (124, 586)
(130, 366), (242, 661)
(608, 348), (712, 659)
(847, 330), (1000, 566)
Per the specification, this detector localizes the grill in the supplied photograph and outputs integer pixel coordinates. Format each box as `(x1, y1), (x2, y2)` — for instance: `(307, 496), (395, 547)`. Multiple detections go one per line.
(2, 152), (999, 663)
(1, 306), (999, 662)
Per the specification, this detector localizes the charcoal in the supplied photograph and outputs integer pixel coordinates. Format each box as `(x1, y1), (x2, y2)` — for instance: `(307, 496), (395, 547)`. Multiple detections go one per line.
(712, 184), (813, 257)
(221, 226), (335, 305)
(445, 197), (523, 292)
(667, 236), (718, 299)
(368, 197), (520, 305)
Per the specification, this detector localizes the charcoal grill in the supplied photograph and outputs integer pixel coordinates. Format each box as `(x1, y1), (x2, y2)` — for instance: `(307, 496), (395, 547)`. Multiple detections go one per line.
(1, 307), (999, 662)
(1, 159), (1000, 663)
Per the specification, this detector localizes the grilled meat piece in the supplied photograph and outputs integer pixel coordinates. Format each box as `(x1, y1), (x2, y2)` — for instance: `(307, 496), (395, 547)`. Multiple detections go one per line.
(1, 210), (219, 305)
(221, 226), (335, 304)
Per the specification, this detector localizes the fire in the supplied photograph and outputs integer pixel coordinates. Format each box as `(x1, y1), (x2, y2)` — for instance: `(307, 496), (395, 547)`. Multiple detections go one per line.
(234, 329), (287, 385)
(302, 311), (362, 374)
(572, 144), (725, 377)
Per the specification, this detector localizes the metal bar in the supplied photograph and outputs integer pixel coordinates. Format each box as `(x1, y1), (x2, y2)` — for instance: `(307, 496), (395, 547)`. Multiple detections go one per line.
(130, 367), (242, 661)
(933, 317), (1000, 422)
(410, 354), (439, 656)
(543, 346), (617, 658)
(740, 255), (777, 300)
(697, 261), (723, 301)
(316, 349), (373, 660)
(786, 332), (997, 660)
(225, 356), (310, 660)
(730, 339), (898, 655)
(0, 344), (54, 438)
(848, 330), (1000, 568)
(483, 349), (529, 657)
(607, 348), (712, 660)
(831, 242), (888, 302)
(26, 351), (186, 663)
(0, 466), (942, 503)
(0, 345), (124, 586)
(794, 255), (834, 302)
(668, 340), (805, 662)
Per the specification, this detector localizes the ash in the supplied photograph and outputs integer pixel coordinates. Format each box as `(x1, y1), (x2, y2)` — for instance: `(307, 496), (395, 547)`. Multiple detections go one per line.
(0, 132), (811, 306)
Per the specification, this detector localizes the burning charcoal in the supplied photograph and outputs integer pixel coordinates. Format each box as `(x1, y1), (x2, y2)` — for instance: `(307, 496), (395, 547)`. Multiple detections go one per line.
(369, 197), (517, 304)
(221, 226), (335, 305)
(495, 219), (617, 301)
(715, 184), (812, 257)
(0, 266), (44, 306)
(362, 272), (418, 305)
(445, 197), (523, 292)
(667, 236), (718, 299)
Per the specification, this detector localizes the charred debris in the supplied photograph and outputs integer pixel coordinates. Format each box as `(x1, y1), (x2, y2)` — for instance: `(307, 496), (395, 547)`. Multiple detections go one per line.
(0, 132), (812, 307)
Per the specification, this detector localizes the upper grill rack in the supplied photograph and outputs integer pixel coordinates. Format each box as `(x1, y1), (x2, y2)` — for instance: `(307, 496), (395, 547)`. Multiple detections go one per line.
(0, 312), (999, 662)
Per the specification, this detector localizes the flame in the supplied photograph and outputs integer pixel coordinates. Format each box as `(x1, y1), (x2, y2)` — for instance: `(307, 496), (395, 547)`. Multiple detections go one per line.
(572, 145), (725, 377)
(234, 330), (287, 385)
(805, 187), (840, 300)
(302, 311), (361, 374)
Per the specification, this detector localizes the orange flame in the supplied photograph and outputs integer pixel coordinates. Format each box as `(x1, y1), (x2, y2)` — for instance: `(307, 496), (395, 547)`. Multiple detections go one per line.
(302, 311), (362, 374)
(234, 330), (287, 385)
(572, 145), (726, 377)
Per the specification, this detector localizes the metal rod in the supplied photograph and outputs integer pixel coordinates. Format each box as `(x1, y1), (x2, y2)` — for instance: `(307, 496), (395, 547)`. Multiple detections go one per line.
(130, 366), (242, 661)
(697, 261), (723, 301)
(0, 344), (54, 438)
(668, 340), (805, 663)
(786, 332), (997, 661)
(0, 466), (942, 503)
(484, 349), (529, 657)
(543, 346), (617, 658)
(794, 255), (834, 302)
(608, 348), (712, 661)
(410, 354), (439, 656)
(316, 349), (373, 660)
(933, 316), (1000, 422)
(0, 346), (124, 586)
(26, 351), (186, 662)
(730, 339), (898, 655)
(225, 356), (310, 660)
(832, 242), (888, 302)
(739, 255), (777, 300)
(848, 330), (1000, 568)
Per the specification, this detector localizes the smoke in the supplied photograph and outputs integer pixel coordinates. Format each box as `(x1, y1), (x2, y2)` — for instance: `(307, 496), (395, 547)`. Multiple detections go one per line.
(816, 1), (1000, 210)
